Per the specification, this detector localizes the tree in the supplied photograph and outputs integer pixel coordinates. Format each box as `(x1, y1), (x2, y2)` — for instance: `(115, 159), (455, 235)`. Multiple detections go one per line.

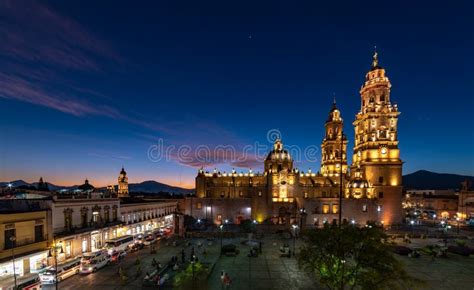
(173, 262), (209, 290)
(239, 219), (256, 233)
(298, 221), (419, 290)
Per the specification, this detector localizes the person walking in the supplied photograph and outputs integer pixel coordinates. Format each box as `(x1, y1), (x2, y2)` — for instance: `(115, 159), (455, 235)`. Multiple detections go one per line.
(223, 272), (232, 289)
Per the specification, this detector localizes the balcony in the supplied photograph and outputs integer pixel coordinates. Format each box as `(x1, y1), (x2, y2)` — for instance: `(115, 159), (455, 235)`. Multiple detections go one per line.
(54, 220), (122, 238)
(1, 237), (48, 261)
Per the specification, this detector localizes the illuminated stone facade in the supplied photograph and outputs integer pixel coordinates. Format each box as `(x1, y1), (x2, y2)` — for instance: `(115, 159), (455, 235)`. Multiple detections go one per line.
(187, 52), (403, 226)
(349, 51), (403, 224)
(117, 167), (129, 198)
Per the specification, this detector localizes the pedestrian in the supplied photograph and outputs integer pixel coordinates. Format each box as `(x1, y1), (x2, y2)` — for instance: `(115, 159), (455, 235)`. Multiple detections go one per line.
(223, 273), (232, 289)
(259, 241), (262, 253)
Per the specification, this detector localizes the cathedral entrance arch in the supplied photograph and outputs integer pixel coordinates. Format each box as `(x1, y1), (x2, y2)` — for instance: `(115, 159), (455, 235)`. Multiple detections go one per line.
(278, 206), (289, 225)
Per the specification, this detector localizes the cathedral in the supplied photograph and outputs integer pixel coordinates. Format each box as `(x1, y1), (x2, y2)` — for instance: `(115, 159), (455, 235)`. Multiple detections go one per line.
(185, 52), (403, 227)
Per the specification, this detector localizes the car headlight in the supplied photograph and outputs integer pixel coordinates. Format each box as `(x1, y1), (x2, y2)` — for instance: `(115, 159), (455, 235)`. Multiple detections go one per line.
(88, 267), (93, 271)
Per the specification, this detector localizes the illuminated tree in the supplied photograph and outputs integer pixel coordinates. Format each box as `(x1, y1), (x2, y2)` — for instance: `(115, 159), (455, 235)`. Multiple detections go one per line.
(298, 221), (419, 290)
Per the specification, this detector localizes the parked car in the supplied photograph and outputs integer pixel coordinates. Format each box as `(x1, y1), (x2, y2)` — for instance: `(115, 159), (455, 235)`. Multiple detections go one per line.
(39, 257), (81, 284)
(110, 250), (127, 263)
(80, 255), (110, 274)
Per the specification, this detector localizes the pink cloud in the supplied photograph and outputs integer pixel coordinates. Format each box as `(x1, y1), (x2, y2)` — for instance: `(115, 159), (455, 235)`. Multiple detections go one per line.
(0, 0), (121, 71)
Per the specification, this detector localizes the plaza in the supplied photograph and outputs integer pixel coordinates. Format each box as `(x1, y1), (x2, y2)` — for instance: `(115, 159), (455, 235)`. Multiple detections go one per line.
(39, 230), (474, 290)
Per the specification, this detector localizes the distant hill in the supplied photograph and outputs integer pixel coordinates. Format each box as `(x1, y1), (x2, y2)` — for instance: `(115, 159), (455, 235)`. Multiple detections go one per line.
(403, 170), (474, 190)
(129, 180), (194, 195)
(0, 179), (193, 195)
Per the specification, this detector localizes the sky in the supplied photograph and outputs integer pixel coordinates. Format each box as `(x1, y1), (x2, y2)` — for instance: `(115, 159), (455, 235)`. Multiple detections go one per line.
(0, 0), (473, 188)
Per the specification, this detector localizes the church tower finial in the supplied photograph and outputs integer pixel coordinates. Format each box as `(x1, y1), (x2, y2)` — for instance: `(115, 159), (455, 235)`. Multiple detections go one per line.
(372, 46), (379, 68)
(332, 92), (337, 108)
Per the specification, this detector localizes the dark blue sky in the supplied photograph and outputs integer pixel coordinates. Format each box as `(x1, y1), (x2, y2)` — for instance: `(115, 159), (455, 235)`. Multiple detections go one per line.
(1, 0), (473, 188)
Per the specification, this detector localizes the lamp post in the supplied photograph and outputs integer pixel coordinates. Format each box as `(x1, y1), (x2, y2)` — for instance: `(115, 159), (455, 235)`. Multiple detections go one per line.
(248, 246), (252, 289)
(291, 224), (298, 257)
(219, 224), (224, 256)
(10, 236), (17, 289)
(191, 254), (196, 289)
(339, 133), (345, 226)
(299, 208), (306, 230)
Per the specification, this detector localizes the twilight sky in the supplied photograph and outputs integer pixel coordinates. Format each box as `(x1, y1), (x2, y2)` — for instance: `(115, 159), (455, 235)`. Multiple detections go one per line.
(0, 0), (473, 188)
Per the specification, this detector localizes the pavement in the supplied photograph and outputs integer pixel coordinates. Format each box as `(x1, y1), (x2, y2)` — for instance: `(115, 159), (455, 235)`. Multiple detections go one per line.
(43, 238), (200, 290)
(41, 232), (474, 290)
(207, 236), (318, 290)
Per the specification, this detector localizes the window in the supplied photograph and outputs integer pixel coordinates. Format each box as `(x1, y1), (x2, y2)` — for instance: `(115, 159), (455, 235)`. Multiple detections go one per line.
(196, 202), (202, 209)
(378, 192), (384, 198)
(378, 176), (384, 184)
(239, 191), (243, 197)
(80, 207), (89, 228)
(332, 204), (339, 214)
(362, 205), (367, 212)
(258, 191), (262, 197)
(104, 206), (110, 224)
(217, 214), (222, 221)
(4, 229), (16, 249)
(93, 212), (99, 223)
(220, 192), (225, 198)
(322, 204), (330, 214)
(304, 192), (308, 199)
(35, 225), (44, 242)
(64, 208), (73, 231)
(112, 205), (118, 222)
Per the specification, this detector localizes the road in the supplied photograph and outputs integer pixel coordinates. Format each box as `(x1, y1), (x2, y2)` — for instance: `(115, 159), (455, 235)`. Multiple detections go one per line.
(43, 239), (195, 290)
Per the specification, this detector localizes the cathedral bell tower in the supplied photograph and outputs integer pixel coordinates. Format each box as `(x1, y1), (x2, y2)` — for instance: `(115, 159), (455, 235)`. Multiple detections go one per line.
(351, 51), (403, 225)
(117, 167), (129, 198)
(320, 99), (348, 182)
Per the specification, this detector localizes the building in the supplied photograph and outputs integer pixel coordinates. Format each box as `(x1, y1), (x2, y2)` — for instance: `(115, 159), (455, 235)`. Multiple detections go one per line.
(403, 192), (458, 219)
(117, 167), (129, 198)
(187, 52), (403, 226)
(50, 195), (178, 260)
(458, 180), (474, 221)
(119, 199), (178, 237)
(50, 195), (122, 259)
(0, 209), (49, 285)
(406, 189), (456, 196)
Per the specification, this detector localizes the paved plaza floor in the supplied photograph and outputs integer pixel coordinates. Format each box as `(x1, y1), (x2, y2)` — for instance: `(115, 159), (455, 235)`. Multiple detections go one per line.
(208, 237), (318, 290)
(40, 233), (474, 290)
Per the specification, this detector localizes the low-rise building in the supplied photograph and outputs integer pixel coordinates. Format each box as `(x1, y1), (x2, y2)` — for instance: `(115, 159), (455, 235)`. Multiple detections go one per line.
(0, 209), (49, 285)
(403, 192), (458, 219)
(458, 180), (474, 221)
(406, 189), (456, 196)
(50, 195), (122, 259)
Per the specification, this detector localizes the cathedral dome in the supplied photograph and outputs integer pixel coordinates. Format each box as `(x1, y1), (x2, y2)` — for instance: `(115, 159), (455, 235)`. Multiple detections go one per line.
(265, 139), (291, 161)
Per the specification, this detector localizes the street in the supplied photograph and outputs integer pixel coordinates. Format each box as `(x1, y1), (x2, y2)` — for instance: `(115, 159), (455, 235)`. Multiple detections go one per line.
(43, 239), (193, 290)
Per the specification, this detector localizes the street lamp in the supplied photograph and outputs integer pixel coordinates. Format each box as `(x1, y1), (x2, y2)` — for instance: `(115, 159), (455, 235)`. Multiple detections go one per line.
(191, 254), (196, 288)
(456, 217), (460, 233)
(219, 224), (224, 256)
(338, 132), (345, 225)
(48, 242), (62, 290)
(299, 208), (306, 229)
(9, 236), (17, 289)
(291, 224), (298, 257)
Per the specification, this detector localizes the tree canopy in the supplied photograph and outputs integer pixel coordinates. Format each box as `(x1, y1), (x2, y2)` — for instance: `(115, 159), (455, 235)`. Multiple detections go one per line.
(298, 221), (418, 290)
